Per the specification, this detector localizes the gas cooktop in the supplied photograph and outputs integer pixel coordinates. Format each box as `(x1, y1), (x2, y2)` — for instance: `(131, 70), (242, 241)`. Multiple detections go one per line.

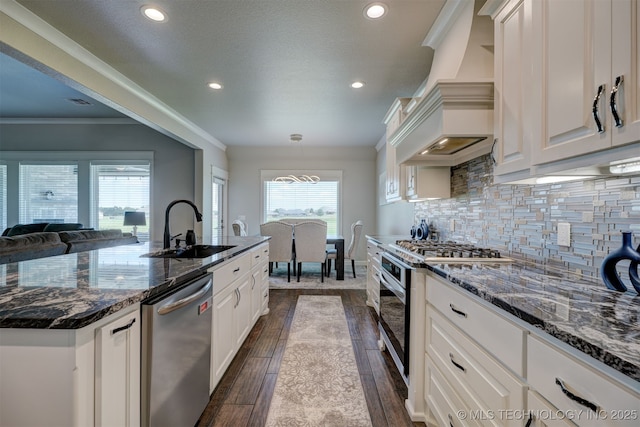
(392, 240), (514, 263)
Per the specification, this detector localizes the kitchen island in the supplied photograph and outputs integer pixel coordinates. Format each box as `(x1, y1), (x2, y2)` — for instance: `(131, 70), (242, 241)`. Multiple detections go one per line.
(0, 236), (269, 427)
(368, 235), (640, 426)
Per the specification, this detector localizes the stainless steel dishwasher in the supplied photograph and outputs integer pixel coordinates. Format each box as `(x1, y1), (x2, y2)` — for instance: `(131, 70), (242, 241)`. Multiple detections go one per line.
(141, 273), (213, 427)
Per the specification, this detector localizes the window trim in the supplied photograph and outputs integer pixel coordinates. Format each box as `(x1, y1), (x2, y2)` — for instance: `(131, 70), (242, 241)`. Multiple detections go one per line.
(260, 169), (343, 232)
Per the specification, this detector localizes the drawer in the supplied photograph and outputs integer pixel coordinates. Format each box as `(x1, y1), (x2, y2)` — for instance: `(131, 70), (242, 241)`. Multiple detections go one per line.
(251, 243), (269, 267)
(209, 253), (251, 294)
(527, 391), (577, 427)
(425, 355), (480, 427)
(527, 335), (640, 427)
(427, 308), (525, 426)
(427, 274), (525, 376)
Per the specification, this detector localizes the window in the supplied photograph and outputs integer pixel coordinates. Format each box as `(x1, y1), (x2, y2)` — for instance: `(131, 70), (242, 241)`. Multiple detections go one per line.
(19, 164), (78, 224)
(212, 176), (225, 238)
(91, 163), (150, 241)
(261, 170), (341, 234)
(0, 165), (6, 232)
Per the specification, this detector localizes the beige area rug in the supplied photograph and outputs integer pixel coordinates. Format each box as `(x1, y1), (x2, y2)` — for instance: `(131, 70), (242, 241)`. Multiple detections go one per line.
(266, 295), (373, 427)
(268, 263), (367, 289)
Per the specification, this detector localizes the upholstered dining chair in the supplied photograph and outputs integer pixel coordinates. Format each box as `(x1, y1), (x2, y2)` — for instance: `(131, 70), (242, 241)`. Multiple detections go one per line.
(232, 219), (248, 236)
(327, 220), (363, 278)
(260, 221), (294, 282)
(292, 221), (327, 282)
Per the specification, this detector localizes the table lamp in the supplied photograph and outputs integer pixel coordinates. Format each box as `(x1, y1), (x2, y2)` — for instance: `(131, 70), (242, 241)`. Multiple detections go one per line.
(123, 211), (146, 236)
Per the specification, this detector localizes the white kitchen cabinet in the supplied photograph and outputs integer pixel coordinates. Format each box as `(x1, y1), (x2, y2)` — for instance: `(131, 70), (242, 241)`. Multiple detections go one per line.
(531, 0), (640, 165)
(209, 248), (266, 392)
(250, 243), (269, 323)
(404, 165), (451, 201)
(366, 238), (381, 313)
(0, 303), (141, 427)
(528, 335), (640, 427)
(383, 98), (411, 203)
(94, 308), (141, 427)
(485, 0), (535, 178)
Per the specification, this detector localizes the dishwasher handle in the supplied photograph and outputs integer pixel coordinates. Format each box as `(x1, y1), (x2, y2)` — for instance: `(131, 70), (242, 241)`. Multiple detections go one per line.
(157, 279), (213, 315)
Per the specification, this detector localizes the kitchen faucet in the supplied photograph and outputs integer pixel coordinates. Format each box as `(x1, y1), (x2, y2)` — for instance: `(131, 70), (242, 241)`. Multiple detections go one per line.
(164, 199), (203, 249)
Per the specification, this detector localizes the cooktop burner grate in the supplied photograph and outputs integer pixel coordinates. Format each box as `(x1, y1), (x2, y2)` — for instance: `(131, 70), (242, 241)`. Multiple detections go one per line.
(394, 240), (511, 262)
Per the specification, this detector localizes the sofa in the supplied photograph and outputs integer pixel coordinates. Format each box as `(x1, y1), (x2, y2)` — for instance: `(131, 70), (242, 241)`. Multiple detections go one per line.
(0, 224), (139, 264)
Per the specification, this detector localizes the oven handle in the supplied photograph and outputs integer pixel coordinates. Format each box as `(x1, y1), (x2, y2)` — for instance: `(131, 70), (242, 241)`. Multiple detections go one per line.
(380, 271), (406, 304)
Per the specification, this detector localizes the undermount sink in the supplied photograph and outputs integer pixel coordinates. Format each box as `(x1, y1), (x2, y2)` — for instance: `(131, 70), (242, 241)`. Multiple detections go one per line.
(141, 245), (236, 259)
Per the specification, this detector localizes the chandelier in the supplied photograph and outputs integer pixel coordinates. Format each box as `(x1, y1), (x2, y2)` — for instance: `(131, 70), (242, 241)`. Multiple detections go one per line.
(273, 175), (320, 184)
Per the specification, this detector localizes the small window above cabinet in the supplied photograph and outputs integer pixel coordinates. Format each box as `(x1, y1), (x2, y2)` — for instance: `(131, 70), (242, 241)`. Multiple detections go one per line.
(404, 165), (450, 201)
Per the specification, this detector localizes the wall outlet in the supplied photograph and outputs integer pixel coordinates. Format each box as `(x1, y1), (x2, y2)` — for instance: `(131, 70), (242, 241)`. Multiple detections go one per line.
(449, 219), (455, 231)
(558, 222), (571, 247)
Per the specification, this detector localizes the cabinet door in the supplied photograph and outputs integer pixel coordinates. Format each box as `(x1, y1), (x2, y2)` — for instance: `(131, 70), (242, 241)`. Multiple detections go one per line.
(493, 0), (534, 176)
(385, 141), (401, 202)
(235, 275), (252, 346)
(211, 284), (237, 391)
(610, 0), (640, 148)
(532, 0), (612, 165)
(95, 310), (141, 427)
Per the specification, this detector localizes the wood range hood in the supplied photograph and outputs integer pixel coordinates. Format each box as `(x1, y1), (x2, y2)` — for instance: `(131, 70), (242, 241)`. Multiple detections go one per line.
(389, 0), (495, 167)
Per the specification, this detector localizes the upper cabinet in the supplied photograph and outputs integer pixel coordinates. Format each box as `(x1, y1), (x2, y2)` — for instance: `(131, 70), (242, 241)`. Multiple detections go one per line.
(489, 0), (534, 178)
(531, 0), (640, 165)
(383, 98), (411, 203)
(485, 0), (640, 182)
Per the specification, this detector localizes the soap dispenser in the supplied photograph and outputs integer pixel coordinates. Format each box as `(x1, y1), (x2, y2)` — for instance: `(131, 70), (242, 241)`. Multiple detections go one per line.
(185, 229), (196, 246)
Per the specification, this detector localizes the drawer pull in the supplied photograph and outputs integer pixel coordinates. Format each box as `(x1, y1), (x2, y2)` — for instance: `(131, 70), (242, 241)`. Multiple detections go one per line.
(525, 413), (533, 427)
(448, 414), (454, 427)
(555, 377), (598, 412)
(449, 303), (467, 318)
(233, 267), (241, 273)
(111, 318), (136, 335)
(449, 353), (466, 372)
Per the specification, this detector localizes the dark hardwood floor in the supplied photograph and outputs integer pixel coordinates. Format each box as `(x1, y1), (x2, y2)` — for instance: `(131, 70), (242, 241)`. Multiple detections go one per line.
(196, 289), (424, 427)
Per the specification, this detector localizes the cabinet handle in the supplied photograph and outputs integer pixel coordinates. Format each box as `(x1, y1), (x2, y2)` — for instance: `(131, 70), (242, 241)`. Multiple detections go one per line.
(592, 84), (606, 133)
(610, 75), (624, 128)
(252, 276), (256, 290)
(111, 318), (136, 335)
(233, 267), (241, 273)
(555, 377), (598, 412)
(234, 288), (240, 308)
(449, 353), (466, 372)
(490, 138), (498, 165)
(449, 303), (467, 318)
(524, 413), (533, 427)
(448, 414), (455, 427)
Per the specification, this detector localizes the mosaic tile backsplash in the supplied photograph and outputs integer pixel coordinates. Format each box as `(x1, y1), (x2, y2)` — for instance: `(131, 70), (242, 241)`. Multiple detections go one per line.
(413, 154), (640, 279)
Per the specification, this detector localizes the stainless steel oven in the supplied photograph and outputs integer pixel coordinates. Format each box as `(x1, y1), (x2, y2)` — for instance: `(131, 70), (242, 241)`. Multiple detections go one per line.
(379, 252), (413, 384)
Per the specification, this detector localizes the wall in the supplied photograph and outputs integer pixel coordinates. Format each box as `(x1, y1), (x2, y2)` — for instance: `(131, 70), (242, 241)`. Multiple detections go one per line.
(0, 123), (227, 242)
(226, 145), (376, 262)
(413, 154), (640, 279)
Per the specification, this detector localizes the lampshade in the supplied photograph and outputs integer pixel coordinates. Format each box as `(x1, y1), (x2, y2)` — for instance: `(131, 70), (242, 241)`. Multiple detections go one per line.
(123, 211), (146, 226)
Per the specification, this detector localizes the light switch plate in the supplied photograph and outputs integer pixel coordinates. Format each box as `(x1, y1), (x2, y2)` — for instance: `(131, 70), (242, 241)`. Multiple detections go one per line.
(558, 222), (571, 247)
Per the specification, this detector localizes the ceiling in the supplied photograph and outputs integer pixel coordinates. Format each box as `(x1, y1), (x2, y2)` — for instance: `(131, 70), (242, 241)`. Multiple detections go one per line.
(1, 0), (447, 149)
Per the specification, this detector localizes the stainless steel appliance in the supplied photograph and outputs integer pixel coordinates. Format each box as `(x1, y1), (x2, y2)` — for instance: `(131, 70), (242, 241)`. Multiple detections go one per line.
(141, 274), (213, 427)
(392, 240), (513, 263)
(379, 252), (413, 385)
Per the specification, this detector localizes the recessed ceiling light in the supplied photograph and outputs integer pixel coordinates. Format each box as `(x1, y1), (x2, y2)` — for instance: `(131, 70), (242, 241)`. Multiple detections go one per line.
(141, 5), (167, 22)
(351, 81), (365, 89)
(364, 3), (388, 20)
(207, 82), (223, 90)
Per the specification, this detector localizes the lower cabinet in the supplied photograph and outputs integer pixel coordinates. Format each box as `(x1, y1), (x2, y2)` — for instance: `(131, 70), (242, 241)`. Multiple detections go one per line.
(366, 238), (381, 314)
(210, 243), (270, 393)
(419, 272), (640, 427)
(0, 303), (141, 427)
(94, 308), (141, 427)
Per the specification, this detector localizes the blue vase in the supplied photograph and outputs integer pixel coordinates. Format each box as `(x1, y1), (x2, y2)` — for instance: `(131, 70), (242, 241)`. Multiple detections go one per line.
(416, 219), (429, 240)
(629, 243), (640, 294)
(600, 232), (640, 292)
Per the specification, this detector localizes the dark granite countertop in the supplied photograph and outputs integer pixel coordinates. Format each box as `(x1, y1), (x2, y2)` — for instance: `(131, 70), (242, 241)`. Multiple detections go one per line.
(366, 235), (640, 384)
(0, 236), (269, 329)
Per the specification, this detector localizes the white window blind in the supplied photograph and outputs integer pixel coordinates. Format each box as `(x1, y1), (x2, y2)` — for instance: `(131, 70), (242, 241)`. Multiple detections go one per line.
(0, 165), (6, 232)
(262, 171), (341, 235)
(19, 164), (78, 224)
(90, 163), (150, 241)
